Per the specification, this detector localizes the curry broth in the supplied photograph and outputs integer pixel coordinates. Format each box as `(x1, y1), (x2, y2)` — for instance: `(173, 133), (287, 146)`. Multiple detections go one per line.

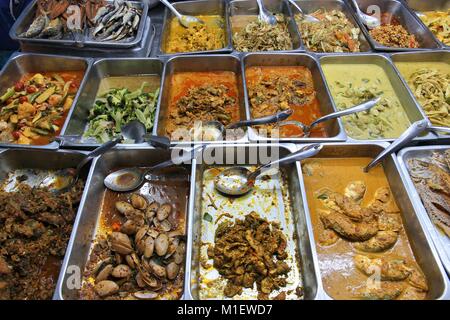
(302, 157), (426, 300)
(164, 71), (241, 136)
(245, 66), (327, 137)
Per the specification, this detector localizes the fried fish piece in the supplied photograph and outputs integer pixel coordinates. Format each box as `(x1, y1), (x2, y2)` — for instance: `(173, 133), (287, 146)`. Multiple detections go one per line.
(407, 267), (428, 292)
(354, 255), (411, 281)
(356, 281), (405, 300)
(378, 213), (403, 232)
(319, 210), (378, 241)
(318, 227), (339, 246)
(353, 231), (399, 252)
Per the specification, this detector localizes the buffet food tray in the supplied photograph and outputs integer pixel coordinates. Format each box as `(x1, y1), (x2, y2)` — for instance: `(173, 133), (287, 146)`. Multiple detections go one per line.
(60, 57), (164, 149)
(289, 0), (372, 53)
(157, 0), (233, 57)
(187, 144), (320, 299)
(10, 0), (149, 49)
(319, 52), (435, 142)
(349, 0), (441, 51)
(242, 52), (347, 142)
(18, 17), (155, 58)
(0, 52), (92, 150)
(405, 0), (450, 50)
(55, 147), (194, 300)
(390, 51), (450, 140)
(397, 145), (450, 276)
(295, 142), (449, 300)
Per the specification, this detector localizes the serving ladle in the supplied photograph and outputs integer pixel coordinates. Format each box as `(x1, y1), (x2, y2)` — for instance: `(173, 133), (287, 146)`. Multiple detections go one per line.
(350, 0), (381, 29)
(53, 121), (170, 194)
(104, 145), (206, 192)
(288, 0), (320, 23)
(275, 97), (380, 137)
(256, 0), (277, 25)
(214, 143), (323, 196)
(197, 109), (293, 141)
(159, 0), (204, 28)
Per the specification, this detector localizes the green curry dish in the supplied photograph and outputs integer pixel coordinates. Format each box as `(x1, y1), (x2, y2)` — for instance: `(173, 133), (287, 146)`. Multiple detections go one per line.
(84, 82), (159, 143)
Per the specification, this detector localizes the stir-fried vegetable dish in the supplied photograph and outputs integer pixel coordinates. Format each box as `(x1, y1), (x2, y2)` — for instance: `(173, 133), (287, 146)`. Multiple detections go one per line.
(0, 71), (83, 145)
(295, 9), (362, 52)
(369, 13), (419, 48)
(419, 10), (450, 46)
(84, 83), (159, 143)
(232, 14), (292, 52)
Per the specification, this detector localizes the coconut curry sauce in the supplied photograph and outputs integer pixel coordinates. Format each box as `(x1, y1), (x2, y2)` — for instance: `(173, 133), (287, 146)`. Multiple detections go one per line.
(245, 66), (327, 138)
(164, 71), (240, 139)
(79, 168), (190, 300)
(301, 158), (428, 300)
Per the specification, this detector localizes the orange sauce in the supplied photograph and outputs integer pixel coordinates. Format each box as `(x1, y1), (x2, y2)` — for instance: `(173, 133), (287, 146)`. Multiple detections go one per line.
(165, 71), (241, 136)
(245, 66), (327, 138)
(302, 157), (426, 300)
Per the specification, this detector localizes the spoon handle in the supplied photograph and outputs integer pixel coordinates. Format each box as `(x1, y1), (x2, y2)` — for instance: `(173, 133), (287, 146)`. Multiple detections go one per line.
(75, 137), (122, 173)
(309, 97), (380, 129)
(159, 0), (182, 19)
(248, 144), (322, 181)
(145, 134), (171, 149)
(364, 119), (429, 172)
(428, 125), (450, 134)
(226, 110), (293, 129)
(350, 0), (364, 17)
(146, 145), (206, 173)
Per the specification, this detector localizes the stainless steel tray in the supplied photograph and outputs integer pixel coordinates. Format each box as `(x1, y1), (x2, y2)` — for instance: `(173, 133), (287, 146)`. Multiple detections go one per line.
(349, 0), (441, 51)
(295, 142), (449, 300)
(60, 57), (164, 149)
(10, 0), (149, 49)
(186, 143), (320, 299)
(54, 148), (194, 300)
(289, 0), (372, 53)
(242, 52), (347, 142)
(18, 17), (154, 58)
(404, 0), (450, 49)
(390, 50), (450, 139)
(157, 0), (233, 56)
(319, 53), (434, 142)
(0, 52), (91, 150)
(397, 145), (450, 276)
(155, 54), (249, 145)
(228, 0), (303, 53)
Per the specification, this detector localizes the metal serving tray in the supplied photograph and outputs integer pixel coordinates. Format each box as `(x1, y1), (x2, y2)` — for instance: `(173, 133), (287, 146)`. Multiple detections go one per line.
(289, 0), (372, 53)
(319, 53), (434, 142)
(228, 0), (303, 53)
(10, 0), (149, 49)
(349, 0), (441, 51)
(186, 144), (320, 299)
(54, 148), (194, 300)
(157, 0), (232, 56)
(60, 57), (164, 149)
(405, 0), (450, 49)
(296, 142), (449, 300)
(242, 53), (346, 142)
(19, 17), (155, 58)
(0, 52), (91, 150)
(155, 54), (248, 145)
(390, 50), (450, 139)
(397, 145), (450, 276)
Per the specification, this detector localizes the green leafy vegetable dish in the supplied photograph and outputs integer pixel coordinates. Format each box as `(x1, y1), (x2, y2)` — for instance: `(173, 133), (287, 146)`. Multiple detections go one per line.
(84, 82), (159, 143)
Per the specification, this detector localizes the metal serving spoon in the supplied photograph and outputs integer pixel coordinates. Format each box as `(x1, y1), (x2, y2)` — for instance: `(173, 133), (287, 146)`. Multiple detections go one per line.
(428, 125), (450, 135)
(364, 119), (429, 172)
(350, 0), (381, 29)
(53, 122), (168, 194)
(214, 143), (323, 196)
(197, 110), (293, 141)
(159, 0), (204, 28)
(104, 145), (206, 192)
(256, 0), (277, 25)
(288, 0), (320, 23)
(276, 97), (380, 137)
